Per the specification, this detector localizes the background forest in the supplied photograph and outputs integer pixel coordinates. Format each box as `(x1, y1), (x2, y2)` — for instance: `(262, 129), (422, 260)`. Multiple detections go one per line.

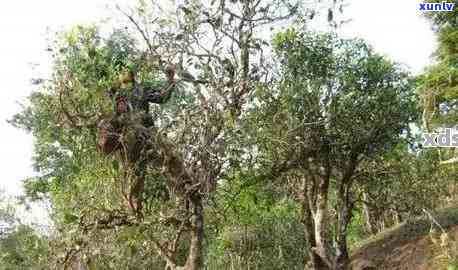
(1, 0), (458, 269)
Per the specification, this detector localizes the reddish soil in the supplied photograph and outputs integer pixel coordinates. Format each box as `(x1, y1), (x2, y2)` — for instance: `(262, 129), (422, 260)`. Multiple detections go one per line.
(351, 208), (458, 270)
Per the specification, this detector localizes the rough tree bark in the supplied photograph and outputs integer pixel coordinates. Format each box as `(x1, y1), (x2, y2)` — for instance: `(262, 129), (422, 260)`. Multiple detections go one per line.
(298, 155), (358, 270)
(300, 177), (332, 270)
(183, 195), (204, 270)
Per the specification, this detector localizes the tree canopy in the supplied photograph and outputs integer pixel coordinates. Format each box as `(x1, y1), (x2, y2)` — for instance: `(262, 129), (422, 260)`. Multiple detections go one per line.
(4, 1), (458, 270)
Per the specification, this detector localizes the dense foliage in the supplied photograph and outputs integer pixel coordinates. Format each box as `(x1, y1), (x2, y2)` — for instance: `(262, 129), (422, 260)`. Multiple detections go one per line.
(2, 0), (457, 270)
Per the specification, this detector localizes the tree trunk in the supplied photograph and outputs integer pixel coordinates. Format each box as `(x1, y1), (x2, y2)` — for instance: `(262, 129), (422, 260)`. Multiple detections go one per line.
(300, 176), (333, 270)
(165, 194), (204, 270)
(302, 195), (330, 270)
(300, 171), (355, 270)
(185, 194), (204, 270)
(313, 174), (335, 269)
(173, 194), (204, 270)
(333, 159), (359, 270)
(361, 191), (377, 235)
(335, 186), (352, 270)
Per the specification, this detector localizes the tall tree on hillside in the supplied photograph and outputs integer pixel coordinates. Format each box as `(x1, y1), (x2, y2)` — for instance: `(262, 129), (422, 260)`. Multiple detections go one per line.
(10, 1), (344, 269)
(246, 30), (415, 270)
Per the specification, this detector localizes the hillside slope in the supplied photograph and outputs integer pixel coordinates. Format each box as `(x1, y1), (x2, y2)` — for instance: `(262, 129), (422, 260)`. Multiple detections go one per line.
(351, 207), (458, 270)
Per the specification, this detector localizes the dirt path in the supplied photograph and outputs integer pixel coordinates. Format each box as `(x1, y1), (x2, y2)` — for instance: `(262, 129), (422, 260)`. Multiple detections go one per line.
(351, 207), (458, 270)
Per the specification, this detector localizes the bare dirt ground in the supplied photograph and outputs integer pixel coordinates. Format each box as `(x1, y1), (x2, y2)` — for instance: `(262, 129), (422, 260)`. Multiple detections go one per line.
(351, 207), (458, 270)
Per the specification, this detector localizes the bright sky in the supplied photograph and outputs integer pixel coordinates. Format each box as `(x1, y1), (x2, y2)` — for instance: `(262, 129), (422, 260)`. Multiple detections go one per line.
(0, 0), (112, 224)
(338, 0), (436, 74)
(0, 0), (436, 221)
